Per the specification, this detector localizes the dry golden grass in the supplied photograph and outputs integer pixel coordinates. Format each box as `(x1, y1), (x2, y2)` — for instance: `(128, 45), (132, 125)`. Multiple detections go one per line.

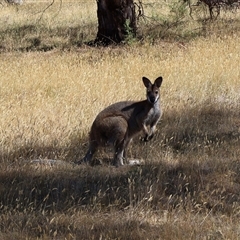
(0, 1), (240, 239)
(1, 34), (239, 162)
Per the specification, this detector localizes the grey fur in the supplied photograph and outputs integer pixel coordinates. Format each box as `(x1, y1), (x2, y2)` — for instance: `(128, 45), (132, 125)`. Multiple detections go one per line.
(77, 76), (163, 167)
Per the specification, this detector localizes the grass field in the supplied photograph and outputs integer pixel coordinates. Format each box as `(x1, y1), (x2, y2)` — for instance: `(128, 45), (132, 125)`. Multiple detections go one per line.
(0, 0), (240, 239)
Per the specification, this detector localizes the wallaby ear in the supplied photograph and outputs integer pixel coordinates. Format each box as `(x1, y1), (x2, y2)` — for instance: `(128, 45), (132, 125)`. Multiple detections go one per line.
(154, 77), (163, 88)
(142, 77), (152, 88)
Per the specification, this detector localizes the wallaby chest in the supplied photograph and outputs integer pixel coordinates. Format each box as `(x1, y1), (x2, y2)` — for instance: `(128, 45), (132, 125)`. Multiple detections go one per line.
(145, 107), (160, 125)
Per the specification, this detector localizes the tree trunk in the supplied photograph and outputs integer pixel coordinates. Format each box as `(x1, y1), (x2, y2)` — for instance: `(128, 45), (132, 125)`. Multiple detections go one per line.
(95, 0), (136, 45)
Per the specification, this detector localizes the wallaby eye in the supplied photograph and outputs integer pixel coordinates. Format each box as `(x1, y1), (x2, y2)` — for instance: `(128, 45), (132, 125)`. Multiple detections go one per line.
(155, 91), (158, 94)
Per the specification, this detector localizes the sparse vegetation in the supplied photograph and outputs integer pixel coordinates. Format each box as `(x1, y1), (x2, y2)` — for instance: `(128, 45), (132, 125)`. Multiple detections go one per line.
(0, 0), (240, 239)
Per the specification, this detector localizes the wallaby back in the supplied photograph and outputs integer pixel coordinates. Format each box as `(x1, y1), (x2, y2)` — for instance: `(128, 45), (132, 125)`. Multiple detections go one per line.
(78, 76), (163, 167)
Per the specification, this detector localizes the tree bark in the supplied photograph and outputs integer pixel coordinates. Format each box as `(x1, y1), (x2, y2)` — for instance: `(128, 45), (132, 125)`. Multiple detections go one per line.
(95, 0), (136, 45)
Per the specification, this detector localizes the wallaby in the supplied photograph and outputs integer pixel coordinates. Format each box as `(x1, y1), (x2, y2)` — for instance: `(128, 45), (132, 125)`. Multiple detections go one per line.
(77, 76), (163, 167)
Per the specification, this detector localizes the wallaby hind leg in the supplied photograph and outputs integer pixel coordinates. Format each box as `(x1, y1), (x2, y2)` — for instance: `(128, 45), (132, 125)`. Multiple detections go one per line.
(105, 117), (128, 167)
(113, 136), (132, 167)
(113, 140), (125, 167)
(123, 138), (132, 160)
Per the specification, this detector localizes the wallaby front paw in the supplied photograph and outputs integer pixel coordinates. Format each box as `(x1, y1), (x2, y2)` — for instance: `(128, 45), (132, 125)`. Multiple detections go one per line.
(141, 134), (153, 142)
(140, 136), (148, 142)
(148, 134), (154, 141)
(144, 136), (149, 142)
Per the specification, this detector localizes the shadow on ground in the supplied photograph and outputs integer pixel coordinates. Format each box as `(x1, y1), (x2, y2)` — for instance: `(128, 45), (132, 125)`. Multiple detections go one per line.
(0, 102), (239, 214)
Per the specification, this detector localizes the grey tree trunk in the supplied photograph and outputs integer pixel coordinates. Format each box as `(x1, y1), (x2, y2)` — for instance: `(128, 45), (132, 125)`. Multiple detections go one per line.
(95, 0), (136, 45)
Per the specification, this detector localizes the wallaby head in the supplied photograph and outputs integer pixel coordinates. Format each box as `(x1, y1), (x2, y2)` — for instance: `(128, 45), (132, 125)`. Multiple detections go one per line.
(77, 76), (163, 167)
(143, 76), (163, 105)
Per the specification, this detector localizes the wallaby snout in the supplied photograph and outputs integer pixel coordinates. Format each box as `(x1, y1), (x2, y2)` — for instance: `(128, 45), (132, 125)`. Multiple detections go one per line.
(148, 94), (158, 104)
(77, 76), (163, 167)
